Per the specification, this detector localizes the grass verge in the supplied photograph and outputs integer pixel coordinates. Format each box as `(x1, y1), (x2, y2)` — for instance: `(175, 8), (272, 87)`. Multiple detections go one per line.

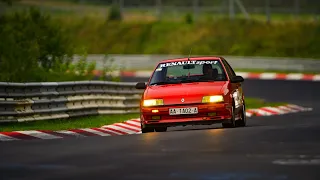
(245, 98), (286, 109)
(0, 113), (139, 132)
(3, 3), (320, 59)
(0, 98), (286, 132)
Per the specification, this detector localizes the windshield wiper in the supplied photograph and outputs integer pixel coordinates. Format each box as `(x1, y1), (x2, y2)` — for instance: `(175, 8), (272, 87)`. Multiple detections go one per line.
(179, 79), (195, 83)
(149, 81), (178, 86)
(194, 78), (216, 82)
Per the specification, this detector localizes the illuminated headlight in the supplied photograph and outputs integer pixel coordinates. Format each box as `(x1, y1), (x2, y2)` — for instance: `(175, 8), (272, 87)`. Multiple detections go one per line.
(202, 95), (224, 103)
(143, 99), (164, 107)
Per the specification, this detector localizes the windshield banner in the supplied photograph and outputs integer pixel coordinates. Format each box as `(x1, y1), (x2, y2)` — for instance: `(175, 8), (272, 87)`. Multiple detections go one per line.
(159, 60), (218, 68)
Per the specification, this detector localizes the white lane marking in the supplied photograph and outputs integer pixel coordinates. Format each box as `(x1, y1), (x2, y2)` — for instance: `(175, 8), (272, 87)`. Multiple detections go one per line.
(0, 133), (19, 141)
(115, 123), (141, 131)
(80, 128), (111, 136)
(259, 73), (277, 79)
(273, 159), (320, 165)
(55, 130), (86, 137)
(16, 130), (62, 140)
(104, 125), (137, 134)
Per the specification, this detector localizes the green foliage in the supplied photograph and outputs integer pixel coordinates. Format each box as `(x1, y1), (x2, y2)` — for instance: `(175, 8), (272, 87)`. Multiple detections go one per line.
(184, 13), (193, 24)
(0, 0), (18, 6)
(61, 17), (320, 59)
(107, 5), (122, 22)
(0, 8), (41, 82)
(0, 8), (118, 82)
(99, 54), (120, 82)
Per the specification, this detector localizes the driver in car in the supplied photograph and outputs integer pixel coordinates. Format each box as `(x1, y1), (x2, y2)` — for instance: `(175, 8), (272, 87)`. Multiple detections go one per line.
(202, 64), (218, 80)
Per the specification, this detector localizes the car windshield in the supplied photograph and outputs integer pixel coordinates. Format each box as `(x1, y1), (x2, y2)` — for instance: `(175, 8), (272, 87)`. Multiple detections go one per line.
(149, 59), (228, 85)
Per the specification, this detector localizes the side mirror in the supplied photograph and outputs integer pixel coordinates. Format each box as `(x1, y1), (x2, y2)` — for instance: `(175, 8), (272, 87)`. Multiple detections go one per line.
(230, 76), (244, 83)
(135, 82), (147, 89)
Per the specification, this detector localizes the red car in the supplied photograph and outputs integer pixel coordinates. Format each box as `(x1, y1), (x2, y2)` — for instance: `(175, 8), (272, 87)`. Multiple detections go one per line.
(135, 56), (246, 133)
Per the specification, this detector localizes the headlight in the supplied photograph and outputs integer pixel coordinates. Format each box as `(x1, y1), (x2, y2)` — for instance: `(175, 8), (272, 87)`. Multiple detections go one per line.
(143, 99), (164, 107)
(202, 95), (224, 103)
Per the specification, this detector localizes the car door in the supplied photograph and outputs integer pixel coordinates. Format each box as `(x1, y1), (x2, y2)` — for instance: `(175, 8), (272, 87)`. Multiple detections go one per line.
(221, 58), (244, 112)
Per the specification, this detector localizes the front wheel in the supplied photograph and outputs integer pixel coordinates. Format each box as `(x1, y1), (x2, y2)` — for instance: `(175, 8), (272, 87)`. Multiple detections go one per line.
(141, 126), (154, 133)
(155, 127), (167, 132)
(141, 122), (154, 133)
(222, 105), (236, 128)
(236, 104), (247, 127)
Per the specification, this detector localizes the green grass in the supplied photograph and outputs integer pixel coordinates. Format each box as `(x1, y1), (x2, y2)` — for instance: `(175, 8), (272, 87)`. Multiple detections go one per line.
(9, 0), (319, 23)
(0, 97), (286, 132)
(0, 113), (140, 132)
(3, 1), (320, 60)
(245, 98), (286, 109)
(62, 19), (320, 59)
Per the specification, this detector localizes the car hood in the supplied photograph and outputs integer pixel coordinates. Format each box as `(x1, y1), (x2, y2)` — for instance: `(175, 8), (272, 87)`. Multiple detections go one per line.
(144, 81), (228, 105)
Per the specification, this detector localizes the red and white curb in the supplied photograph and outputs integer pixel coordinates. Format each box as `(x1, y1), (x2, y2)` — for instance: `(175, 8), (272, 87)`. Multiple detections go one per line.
(245, 104), (312, 117)
(0, 104), (312, 142)
(105, 70), (320, 81)
(237, 72), (320, 81)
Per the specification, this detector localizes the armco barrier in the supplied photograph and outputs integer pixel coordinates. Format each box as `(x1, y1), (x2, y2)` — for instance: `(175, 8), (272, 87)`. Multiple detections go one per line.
(0, 81), (143, 123)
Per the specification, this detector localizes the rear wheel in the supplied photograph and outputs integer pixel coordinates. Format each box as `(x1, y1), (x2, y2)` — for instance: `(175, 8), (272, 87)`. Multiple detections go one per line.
(155, 127), (167, 132)
(222, 105), (236, 128)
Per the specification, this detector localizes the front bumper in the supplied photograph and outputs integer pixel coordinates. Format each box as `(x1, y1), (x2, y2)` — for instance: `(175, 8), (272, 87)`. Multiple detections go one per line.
(140, 103), (233, 127)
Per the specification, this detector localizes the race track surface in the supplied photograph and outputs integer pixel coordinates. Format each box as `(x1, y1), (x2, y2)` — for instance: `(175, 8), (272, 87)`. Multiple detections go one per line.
(1, 80), (320, 180)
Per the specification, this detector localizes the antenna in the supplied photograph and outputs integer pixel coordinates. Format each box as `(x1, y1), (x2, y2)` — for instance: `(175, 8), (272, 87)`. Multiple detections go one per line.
(188, 47), (192, 60)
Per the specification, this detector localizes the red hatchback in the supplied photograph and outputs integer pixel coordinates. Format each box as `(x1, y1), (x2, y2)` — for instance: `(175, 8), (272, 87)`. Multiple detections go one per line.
(135, 56), (246, 133)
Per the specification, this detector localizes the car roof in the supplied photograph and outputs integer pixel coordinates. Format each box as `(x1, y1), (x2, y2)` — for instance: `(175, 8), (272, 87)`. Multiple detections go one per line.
(159, 56), (223, 63)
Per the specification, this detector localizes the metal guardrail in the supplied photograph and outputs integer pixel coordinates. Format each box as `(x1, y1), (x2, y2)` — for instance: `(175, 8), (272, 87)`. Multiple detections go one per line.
(74, 54), (320, 72)
(0, 81), (143, 123)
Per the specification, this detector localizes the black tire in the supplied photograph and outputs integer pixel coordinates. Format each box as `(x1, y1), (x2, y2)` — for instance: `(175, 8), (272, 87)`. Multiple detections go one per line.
(155, 127), (167, 132)
(236, 103), (247, 127)
(222, 104), (236, 128)
(141, 123), (154, 133)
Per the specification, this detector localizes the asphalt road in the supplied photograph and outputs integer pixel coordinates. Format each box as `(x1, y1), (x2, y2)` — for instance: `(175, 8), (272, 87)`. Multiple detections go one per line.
(1, 79), (320, 180)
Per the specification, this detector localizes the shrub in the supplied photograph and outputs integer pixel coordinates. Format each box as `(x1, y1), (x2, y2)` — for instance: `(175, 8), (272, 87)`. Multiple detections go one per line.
(0, 8), (45, 82)
(0, 8), (118, 82)
(107, 5), (122, 21)
(185, 13), (193, 24)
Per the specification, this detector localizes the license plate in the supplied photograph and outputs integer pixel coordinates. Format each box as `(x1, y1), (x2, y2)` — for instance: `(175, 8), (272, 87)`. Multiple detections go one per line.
(169, 107), (198, 115)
